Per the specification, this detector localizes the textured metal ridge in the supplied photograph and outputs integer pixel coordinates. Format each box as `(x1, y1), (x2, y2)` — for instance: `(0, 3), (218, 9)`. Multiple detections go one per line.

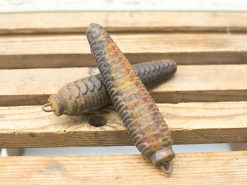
(43, 60), (176, 116)
(86, 23), (175, 174)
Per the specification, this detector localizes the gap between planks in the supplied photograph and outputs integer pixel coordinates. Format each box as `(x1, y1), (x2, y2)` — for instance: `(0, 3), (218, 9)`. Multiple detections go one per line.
(0, 102), (247, 147)
(0, 33), (247, 68)
(0, 65), (247, 106)
(0, 12), (247, 34)
(0, 152), (247, 184)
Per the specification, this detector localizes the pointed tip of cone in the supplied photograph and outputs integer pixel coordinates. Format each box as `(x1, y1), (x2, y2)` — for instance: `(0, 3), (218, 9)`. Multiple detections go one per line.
(88, 23), (103, 31)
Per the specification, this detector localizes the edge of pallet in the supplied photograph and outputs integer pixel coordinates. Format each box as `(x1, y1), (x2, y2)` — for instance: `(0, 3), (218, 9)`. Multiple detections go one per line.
(0, 151), (247, 184)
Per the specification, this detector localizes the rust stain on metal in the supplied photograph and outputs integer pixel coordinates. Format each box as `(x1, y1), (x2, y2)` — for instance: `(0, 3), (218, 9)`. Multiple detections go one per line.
(42, 60), (176, 116)
(86, 23), (175, 174)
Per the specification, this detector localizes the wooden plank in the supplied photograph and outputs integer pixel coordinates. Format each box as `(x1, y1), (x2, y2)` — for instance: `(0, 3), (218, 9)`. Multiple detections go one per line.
(0, 12), (247, 34)
(1, 33), (247, 68)
(0, 102), (247, 147)
(0, 65), (246, 106)
(0, 152), (247, 184)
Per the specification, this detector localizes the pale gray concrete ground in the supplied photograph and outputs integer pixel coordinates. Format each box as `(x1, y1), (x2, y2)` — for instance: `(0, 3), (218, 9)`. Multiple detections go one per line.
(0, 0), (247, 12)
(1, 144), (231, 157)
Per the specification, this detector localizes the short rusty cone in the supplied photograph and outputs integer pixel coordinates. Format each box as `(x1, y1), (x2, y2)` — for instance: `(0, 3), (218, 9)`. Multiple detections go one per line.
(42, 60), (176, 116)
(86, 23), (175, 174)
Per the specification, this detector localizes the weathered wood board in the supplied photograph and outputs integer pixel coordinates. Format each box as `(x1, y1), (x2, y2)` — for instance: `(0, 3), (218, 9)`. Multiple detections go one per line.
(0, 152), (246, 184)
(0, 33), (247, 68)
(0, 102), (246, 147)
(0, 65), (246, 105)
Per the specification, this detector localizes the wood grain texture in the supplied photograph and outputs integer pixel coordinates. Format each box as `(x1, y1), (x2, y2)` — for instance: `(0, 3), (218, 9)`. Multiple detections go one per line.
(1, 33), (247, 68)
(0, 102), (247, 147)
(0, 152), (247, 185)
(0, 65), (246, 106)
(1, 12), (247, 34)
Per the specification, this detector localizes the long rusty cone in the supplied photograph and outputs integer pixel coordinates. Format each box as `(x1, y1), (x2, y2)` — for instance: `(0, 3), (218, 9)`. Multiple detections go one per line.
(86, 23), (175, 174)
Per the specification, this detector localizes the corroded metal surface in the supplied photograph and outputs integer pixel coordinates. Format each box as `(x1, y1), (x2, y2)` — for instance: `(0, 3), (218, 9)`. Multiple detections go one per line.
(86, 23), (175, 174)
(42, 60), (176, 116)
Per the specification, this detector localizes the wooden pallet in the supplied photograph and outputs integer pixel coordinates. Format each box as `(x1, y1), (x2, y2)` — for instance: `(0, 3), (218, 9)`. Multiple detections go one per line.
(0, 12), (247, 184)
